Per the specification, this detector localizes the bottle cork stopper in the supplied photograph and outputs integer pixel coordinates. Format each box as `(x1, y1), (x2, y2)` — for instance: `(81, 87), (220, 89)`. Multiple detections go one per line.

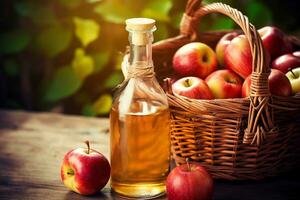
(126, 18), (156, 45)
(126, 18), (156, 31)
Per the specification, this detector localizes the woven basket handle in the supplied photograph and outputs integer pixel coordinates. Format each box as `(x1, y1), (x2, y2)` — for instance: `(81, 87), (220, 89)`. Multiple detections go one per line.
(180, 0), (275, 145)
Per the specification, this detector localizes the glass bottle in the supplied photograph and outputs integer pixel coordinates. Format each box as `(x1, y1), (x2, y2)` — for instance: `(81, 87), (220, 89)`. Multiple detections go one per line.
(110, 18), (170, 199)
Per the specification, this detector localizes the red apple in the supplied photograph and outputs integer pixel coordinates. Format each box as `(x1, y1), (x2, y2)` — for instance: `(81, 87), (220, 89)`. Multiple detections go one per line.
(166, 161), (213, 200)
(224, 33), (272, 79)
(224, 35), (252, 79)
(293, 51), (300, 57)
(268, 69), (292, 96)
(241, 75), (251, 98)
(172, 42), (217, 79)
(205, 69), (243, 99)
(172, 76), (213, 99)
(242, 69), (292, 97)
(61, 141), (111, 195)
(215, 31), (239, 67)
(286, 67), (300, 94)
(258, 26), (292, 60)
(271, 52), (300, 73)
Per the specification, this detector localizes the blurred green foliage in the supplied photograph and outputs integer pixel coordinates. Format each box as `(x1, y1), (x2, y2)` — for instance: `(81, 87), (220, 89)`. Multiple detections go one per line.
(0, 0), (299, 116)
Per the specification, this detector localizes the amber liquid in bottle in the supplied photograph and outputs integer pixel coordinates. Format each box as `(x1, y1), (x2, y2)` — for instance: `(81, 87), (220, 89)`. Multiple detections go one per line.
(110, 105), (169, 198)
(110, 18), (170, 198)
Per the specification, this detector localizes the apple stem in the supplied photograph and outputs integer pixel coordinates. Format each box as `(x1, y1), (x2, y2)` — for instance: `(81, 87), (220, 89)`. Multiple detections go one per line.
(186, 158), (191, 172)
(289, 68), (297, 78)
(184, 79), (190, 87)
(85, 140), (90, 154)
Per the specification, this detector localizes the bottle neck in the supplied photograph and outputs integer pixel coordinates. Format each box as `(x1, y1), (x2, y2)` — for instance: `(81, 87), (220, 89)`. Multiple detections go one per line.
(128, 31), (153, 67)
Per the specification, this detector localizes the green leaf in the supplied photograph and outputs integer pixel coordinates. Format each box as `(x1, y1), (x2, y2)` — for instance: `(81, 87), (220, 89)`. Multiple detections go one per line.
(246, 1), (272, 27)
(71, 48), (95, 80)
(86, 0), (102, 3)
(94, 1), (135, 24)
(82, 103), (97, 116)
(0, 30), (31, 54)
(60, 0), (82, 8)
(32, 7), (56, 24)
(92, 51), (110, 72)
(170, 12), (183, 29)
(73, 17), (100, 47)
(14, 2), (56, 24)
(93, 94), (112, 115)
(104, 71), (124, 88)
(3, 59), (19, 77)
(14, 1), (32, 17)
(114, 52), (126, 70)
(44, 66), (82, 101)
(35, 25), (72, 58)
(208, 17), (234, 31)
(141, 0), (172, 22)
(154, 23), (169, 42)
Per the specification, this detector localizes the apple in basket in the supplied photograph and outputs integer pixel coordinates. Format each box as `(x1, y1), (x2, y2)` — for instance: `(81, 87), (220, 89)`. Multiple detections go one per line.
(258, 26), (293, 60)
(224, 35), (253, 79)
(61, 141), (111, 195)
(293, 51), (300, 57)
(172, 42), (217, 79)
(172, 76), (213, 99)
(271, 51), (300, 74)
(205, 69), (243, 99)
(224, 34), (271, 79)
(242, 69), (292, 97)
(286, 67), (300, 94)
(215, 31), (240, 67)
(166, 160), (214, 200)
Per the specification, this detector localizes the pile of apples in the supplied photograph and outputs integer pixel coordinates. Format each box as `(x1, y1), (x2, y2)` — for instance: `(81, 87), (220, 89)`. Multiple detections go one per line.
(171, 26), (300, 99)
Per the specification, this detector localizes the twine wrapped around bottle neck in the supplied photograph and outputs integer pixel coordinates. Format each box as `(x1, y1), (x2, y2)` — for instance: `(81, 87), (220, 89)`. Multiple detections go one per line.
(113, 58), (155, 97)
(126, 63), (155, 79)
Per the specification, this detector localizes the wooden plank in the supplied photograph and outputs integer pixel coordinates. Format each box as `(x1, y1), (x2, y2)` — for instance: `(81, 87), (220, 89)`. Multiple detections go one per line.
(1, 110), (300, 200)
(0, 110), (109, 133)
(0, 110), (169, 199)
(0, 110), (168, 199)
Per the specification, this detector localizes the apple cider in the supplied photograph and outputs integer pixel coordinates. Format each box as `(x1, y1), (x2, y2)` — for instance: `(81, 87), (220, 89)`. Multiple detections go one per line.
(109, 18), (170, 198)
(110, 106), (170, 198)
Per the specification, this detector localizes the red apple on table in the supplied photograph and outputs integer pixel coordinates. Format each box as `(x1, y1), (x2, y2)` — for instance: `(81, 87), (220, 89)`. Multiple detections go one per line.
(205, 69), (243, 99)
(166, 161), (213, 200)
(271, 52), (300, 73)
(258, 26), (292, 60)
(242, 69), (292, 97)
(61, 141), (111, 195)
(172, 42), (217, 79)
(286, 67), (300, 94)
(215, 31), (240, 67)
(172, 76), (213, 99)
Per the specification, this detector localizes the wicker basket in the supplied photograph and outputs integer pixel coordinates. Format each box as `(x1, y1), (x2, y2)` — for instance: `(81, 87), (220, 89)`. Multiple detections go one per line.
(152, 0), (300, 180)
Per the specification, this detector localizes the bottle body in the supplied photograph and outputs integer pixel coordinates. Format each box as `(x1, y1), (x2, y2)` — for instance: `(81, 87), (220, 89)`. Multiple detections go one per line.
(110, 18), (170, 198)
(110, 105), (169, 198)
(110, 77), (170, 198)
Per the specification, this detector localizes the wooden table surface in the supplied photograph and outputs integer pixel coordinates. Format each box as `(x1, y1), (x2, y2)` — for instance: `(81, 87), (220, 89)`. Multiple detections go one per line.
(0, 110), (300, 200)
